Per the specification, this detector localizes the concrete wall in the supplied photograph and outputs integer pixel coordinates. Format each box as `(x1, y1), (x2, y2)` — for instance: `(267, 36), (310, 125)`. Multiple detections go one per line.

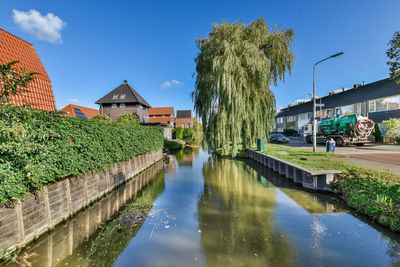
(0, 150), (162, 251)
(100, 105), (149, 122)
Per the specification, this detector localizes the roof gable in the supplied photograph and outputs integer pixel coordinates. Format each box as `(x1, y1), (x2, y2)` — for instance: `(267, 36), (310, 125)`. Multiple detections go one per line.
(149, 107), (174, 116)
(95, 81), (151, 107)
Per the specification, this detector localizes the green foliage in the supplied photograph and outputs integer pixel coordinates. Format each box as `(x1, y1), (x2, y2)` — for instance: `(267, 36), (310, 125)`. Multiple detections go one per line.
(182, 128), (194, 142)
(89, 114), (112, 123)
(283, 128), (297, 137)
(164, 140), (183, 150)
(115, 113), (140, 124)
(382, 118), (400, 138)
(193, 18), (294, 156)
(0, 61), (37, 104)
(0, 105), (163, 205)
(374, 123), (382, 142)
(386, 31), (400, 78)
(174, 127), (184, 140)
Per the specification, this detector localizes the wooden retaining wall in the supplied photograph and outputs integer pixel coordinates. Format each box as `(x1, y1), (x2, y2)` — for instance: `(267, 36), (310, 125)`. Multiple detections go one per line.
(248, 149), (341, 191)
(0, 150), (163, 251)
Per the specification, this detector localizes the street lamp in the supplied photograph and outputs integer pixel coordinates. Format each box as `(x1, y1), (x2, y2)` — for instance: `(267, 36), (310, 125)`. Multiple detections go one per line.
(312, 52), (344, 152)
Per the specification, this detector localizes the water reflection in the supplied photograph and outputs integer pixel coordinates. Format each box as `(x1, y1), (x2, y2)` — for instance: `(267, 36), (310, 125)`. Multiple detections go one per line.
(198, 158), (296, 266)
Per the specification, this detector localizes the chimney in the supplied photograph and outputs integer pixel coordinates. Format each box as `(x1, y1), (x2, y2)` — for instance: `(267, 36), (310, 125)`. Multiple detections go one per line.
(124, 80), (128, 84)
(342, 87), (345, 92)
(363, 81), (365, 85)
(353, 84), (361, 89)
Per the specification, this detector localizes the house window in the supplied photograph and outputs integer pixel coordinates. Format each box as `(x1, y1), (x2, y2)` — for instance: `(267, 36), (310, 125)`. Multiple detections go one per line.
(371, 95), (400, 112)
(112, 104), (117, 108)
(335, 107), (341, 116)
(369, 100), (376, 112)
(112, 94), (118, 99)
(120, 103), (125, 108)
(120, 94), (126, 99)
(187, 123), (190, 128)
(182, 124), (184, 128)
(355, 103), (361, 114)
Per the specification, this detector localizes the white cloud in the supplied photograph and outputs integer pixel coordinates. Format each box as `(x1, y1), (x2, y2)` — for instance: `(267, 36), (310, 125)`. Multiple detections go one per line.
(67, 98), (79, 103)
(12, 9), (67, 43)
(161, 80), (183, 89)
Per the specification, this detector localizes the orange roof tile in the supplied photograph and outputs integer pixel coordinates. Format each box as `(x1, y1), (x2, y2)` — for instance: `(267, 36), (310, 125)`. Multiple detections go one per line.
(60, 104), (99, 119)
(149, 107), (174, 116)
(0, 28), (56, 111)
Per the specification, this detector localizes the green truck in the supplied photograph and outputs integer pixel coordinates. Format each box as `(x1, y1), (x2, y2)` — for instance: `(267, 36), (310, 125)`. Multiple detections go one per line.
(305, 114), (375, 146)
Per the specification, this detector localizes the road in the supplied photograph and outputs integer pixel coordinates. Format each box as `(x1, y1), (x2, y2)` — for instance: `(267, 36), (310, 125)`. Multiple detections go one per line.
(281, 139), (400, 175)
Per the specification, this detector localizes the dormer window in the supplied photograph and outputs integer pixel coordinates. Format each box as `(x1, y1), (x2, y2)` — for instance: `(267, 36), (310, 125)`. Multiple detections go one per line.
(112, 104), (117, 108)
(120, 103), (125, 108)
(112, 94), (118, 99)
(120, 94), (126, 99)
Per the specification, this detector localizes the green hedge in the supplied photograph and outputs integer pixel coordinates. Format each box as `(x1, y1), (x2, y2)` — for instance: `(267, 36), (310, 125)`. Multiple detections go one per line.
(0, 105), (164, 205)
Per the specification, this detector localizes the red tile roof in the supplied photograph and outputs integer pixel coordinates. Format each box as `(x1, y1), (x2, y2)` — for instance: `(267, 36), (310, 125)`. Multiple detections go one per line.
(0, 28), (56, 111)
(149, 107), (174, 116)
(60, 104), (99, 119)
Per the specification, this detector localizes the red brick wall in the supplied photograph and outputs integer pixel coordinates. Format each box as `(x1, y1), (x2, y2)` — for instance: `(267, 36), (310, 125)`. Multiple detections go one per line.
(176, 118), (193, 128)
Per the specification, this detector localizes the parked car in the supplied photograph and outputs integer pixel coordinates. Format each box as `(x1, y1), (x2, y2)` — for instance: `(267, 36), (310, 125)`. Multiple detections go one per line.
(270, 134), (290, 143)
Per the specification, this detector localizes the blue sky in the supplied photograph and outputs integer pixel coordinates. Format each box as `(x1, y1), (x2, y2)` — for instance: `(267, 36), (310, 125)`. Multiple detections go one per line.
(1, 0), (399, 111)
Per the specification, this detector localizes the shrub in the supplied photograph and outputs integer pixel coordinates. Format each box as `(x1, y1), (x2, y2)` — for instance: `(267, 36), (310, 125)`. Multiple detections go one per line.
(90, 114), (112, 123)
(0, 105), (164, 205)
(174, 127), (184, 140)
(164, 140), (183, 150)
(374, 123), (382, 142)
(182, 128), (195, 143)
(116, 113), (140, 124)
(382, 118), (400, 139)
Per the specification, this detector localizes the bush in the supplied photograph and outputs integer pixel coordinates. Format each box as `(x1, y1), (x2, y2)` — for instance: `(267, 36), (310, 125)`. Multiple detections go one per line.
(90, 115), (112, 123)
(283, 128), (297, 136)
(374, 123), (382, 142)
(0, 105), (164, 205)
(164, 140), (183, 150)
(182, 128), (195, 143)
(174, 127), (184, 140)
(116, 113), (140, 124)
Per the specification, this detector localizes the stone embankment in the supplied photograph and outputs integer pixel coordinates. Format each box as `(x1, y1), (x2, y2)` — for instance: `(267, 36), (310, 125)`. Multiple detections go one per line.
(0, 150), (162, 251)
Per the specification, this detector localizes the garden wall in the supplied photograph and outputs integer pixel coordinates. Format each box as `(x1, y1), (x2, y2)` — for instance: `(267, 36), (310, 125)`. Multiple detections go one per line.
(0, 149), (162, 251)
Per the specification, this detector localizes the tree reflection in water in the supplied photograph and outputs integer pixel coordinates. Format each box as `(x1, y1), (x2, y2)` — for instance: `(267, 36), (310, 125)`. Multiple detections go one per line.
(197, 157), (296, 266)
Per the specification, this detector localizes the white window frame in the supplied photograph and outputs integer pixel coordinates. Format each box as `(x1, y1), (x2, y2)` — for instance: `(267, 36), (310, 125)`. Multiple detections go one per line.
(120, 94), (126, 99)
(112, 104), (117, 108)
(120, 103), (125, 108)
(369, 100), (376, 112)
(112, 94), (118, 99)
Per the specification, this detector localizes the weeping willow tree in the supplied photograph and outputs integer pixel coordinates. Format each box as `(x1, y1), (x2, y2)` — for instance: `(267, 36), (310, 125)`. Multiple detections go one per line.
(193, 18), (294, 156)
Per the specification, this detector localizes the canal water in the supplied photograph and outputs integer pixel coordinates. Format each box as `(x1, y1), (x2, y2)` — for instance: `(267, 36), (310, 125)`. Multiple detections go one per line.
(5, 148), (400, 266)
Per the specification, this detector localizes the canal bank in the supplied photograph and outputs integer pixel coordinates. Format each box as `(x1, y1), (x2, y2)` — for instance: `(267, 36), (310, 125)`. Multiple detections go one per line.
(0, 150), (162, 252)
(4, 148), (400, 266)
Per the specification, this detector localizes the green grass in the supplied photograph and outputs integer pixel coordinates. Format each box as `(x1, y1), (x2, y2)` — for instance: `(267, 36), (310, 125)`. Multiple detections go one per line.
(262, 143), (400, 231)
(262, 143), (347, 170)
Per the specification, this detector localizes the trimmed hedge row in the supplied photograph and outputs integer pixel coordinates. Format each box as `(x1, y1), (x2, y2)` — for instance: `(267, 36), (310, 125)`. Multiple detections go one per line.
(0, 105), (164, 205)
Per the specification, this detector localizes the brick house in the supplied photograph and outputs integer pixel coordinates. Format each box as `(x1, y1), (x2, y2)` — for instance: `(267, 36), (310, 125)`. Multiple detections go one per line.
(95, 80), (151, 122)
(175, 110), (193, 128)
(0, 28), (56, 111)
(60, 104), (99, 119)
(149, 107), (174, 126)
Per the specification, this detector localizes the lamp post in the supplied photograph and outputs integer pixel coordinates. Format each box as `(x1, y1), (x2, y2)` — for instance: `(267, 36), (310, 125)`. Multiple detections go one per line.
(312, 52), (344, 152)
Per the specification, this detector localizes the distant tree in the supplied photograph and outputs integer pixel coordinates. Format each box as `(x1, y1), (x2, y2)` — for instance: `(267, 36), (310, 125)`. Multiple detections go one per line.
(0, 61), (36, 103)
(90, 114), (112, 123)
(193, 18), (294, 156)
(115, 113), (140, 124)
(386, 31), (400, 78)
